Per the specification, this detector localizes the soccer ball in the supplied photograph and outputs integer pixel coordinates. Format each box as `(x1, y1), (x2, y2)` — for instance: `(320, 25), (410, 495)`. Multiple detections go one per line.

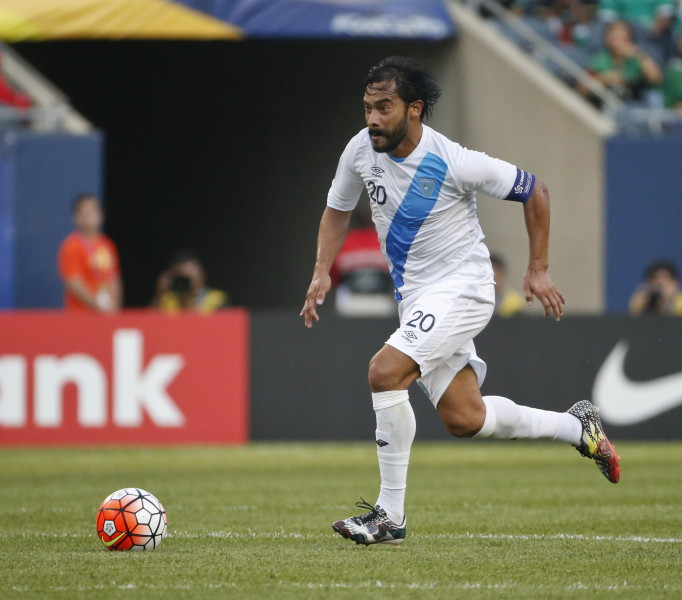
(96, 488), (167, 551)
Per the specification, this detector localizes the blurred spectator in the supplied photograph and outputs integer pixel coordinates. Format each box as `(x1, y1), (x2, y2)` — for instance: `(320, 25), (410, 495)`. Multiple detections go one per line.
(580, 20), (663, 103)
(662, 30), (682, 110)
(153, 250), (228, 313)
(533, 0), (598, 46)
(564, 0), (600, 47)
(597, 0), (675, 46)
(330, 209), (395, 317)
(491, 253), (526, 317)
(629, 259), (682, 315)
(57, 194), (122, 313)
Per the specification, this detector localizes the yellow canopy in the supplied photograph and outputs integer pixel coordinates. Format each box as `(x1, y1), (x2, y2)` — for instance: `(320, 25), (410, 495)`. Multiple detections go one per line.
(0, 0), (243, 41)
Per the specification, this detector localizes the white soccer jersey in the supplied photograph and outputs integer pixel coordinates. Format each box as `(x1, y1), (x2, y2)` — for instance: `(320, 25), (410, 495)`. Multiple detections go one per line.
(327, 125), (534, 300)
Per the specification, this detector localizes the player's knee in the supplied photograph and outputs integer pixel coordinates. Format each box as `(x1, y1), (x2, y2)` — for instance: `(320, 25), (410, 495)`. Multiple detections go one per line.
(368, 356), (402, 391)
(439, 406), (485, 438)
(444, 420), (479, 438)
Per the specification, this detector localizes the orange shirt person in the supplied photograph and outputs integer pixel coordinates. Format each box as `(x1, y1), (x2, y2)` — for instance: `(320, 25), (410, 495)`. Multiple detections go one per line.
(57, 194), (122, 312)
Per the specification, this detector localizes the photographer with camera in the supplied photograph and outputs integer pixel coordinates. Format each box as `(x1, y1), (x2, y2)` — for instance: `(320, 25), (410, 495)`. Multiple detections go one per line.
(152, 250), (229, 314)
(629, 259), (682, 316)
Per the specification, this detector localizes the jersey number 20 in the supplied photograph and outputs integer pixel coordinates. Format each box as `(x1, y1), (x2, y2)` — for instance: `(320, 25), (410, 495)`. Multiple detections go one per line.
(406, 310), (435, 332)
(367, 181), (387, 205)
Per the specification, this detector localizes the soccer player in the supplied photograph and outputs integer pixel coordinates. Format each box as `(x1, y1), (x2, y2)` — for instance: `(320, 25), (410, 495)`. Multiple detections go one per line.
(300, 56), (621, 546)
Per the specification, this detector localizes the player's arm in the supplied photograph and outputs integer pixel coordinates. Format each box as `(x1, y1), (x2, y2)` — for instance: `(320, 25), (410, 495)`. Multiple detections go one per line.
(457, 151), (565, 320)
(300, 206), (353, 328)
(521, 179), (566, 321)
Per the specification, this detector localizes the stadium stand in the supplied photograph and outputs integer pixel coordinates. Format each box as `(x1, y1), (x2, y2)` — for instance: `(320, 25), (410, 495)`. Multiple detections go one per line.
(457, 0), (682, 135)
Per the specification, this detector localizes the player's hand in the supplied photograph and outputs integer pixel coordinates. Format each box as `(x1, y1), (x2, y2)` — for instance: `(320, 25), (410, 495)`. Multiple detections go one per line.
(523, 268), (565, 321)
(300, 273), (332, 328)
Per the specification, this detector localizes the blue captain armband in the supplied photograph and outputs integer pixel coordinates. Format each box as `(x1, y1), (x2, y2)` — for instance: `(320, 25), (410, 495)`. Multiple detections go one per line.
(505, 169), (536, 203)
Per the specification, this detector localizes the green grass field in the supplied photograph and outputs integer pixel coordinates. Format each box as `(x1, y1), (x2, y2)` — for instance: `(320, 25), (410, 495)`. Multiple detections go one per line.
(1, 442), (680, 599)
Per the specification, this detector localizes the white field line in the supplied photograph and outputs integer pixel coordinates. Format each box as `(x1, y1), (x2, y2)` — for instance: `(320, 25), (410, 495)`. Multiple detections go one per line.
(7, 580), (679, 593)
(437, 532), (682, 543)
(2, 530), (680, 543)
(9, 583), (237, 593)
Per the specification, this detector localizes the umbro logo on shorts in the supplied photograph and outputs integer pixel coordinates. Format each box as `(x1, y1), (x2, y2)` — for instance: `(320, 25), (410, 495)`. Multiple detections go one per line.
(376, 439), (389, 447)
(401, 330), (418, 343)
(371, 166), (384, 176)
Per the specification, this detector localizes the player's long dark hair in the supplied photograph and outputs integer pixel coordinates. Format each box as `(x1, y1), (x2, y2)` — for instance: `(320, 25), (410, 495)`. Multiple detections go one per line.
(365, 56), (442, 122)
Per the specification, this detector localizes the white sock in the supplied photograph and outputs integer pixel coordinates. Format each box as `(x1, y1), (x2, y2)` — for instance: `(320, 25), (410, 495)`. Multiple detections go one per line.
(474, 395), (582, 445)
(372, 390), (415, 524)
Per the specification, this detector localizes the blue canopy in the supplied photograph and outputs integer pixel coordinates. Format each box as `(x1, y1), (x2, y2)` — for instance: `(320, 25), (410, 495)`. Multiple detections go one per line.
(178, 0), (456, 40)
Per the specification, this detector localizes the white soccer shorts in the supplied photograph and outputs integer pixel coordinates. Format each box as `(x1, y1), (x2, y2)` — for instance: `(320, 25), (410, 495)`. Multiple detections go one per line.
(386, 277), (495, 406)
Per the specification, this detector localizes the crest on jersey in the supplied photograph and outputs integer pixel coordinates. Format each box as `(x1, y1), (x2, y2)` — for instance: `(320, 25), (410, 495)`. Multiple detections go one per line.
(419, 176), (436, 197)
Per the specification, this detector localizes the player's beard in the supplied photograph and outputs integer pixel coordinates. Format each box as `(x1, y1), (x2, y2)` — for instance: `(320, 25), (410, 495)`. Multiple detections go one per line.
(368, 111), (409, 154)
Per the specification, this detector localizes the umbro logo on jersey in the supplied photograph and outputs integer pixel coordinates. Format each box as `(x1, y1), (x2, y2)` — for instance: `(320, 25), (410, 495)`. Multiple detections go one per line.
(376, 439), (389, 447)
(371, 166), (384, 176)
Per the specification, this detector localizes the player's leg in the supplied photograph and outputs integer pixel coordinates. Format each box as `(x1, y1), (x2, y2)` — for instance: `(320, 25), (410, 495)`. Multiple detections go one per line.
(434, 365), (486, 437)
(332, 279), (497, 545)
(331, 344), (417, 546)
(360, 280), (495, 528)
(434, 366), (582, 442)
(368, 345), (419, 524)
(424, 364), (621, 483)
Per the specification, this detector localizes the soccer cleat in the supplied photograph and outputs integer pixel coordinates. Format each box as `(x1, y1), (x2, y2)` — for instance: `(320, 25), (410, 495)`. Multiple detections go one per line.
(568, 400), (621, 483)
(332, 499), (406, 546)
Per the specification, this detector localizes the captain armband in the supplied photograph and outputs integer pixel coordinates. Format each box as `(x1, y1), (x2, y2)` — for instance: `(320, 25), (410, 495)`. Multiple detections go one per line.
(504, 169), (536, 203)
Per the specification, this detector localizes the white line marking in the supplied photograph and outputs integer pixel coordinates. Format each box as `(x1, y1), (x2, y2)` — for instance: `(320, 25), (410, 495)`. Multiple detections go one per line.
(1, 531), (679, 543)
(445, 532), (682, 543)
(8, 580), (675, 593)
(168, 531), (682, 543)
(171, 531), (682, 543)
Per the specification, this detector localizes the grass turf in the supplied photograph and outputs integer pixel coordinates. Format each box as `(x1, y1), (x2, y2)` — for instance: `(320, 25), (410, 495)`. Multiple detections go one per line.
(0, 442), (680, 599)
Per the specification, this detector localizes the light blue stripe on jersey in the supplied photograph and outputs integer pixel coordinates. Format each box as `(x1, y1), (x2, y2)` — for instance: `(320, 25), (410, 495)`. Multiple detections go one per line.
(385, 152), (448, 297)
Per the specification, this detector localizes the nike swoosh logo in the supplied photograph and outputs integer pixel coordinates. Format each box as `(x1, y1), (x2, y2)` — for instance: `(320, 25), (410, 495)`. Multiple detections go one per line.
(593, 340), (682, 425)
(101, 532), (126, 547)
